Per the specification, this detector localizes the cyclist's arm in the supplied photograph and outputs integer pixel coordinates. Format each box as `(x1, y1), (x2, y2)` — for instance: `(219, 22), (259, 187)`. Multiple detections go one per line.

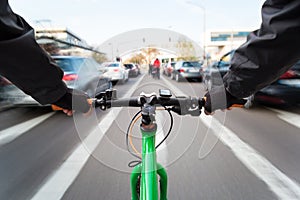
(0, 0), (90, 113)
(223, 0), (300, 99)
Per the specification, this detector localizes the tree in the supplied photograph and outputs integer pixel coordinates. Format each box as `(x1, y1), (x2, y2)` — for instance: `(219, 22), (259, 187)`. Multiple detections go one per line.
(125, 53), (146, 64)
(176, 38), (198, 61)
(141, 47), (160, 64)
(92, 52), (109, 63)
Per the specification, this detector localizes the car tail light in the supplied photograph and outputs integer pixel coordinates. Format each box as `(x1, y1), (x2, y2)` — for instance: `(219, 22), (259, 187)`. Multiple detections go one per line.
(179, 69), (185, 73)
(280, 70), (296, 79)
(63, 74), (78, 81)
(256, 95), (285, 105)
(114, 69), (119, 72)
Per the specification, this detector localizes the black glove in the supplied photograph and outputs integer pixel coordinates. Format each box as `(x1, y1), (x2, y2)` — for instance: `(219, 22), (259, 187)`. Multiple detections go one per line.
(204, 86), (246, 114)
(53, 88), (91, 113)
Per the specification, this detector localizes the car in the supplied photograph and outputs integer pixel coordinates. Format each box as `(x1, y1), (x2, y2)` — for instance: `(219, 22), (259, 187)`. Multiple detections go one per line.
(203, 51), (233, 90)
(0, 75), (40, 106)
(135, 64), (141, 75)
(52, 56), (112, 98)
(254, 61), (300, 106)
(163, 62), (176, 77)
(124, 63), (140, 77)
(204, 50), (300, 106)
(0, 56), (112, 107)
(171, 61), (203, 82)
(103, 62), (129, 84)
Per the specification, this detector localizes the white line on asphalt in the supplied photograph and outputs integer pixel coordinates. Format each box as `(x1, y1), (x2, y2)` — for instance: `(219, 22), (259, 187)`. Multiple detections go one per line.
(267, 108), (300, 129)
(0, 112), (55, 146)
(161, 77), (300, 200)
(31, 74), (151, 200)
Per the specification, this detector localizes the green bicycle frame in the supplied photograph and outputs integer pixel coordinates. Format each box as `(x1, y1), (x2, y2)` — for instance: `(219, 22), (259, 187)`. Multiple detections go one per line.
(130, 123), (168, 200)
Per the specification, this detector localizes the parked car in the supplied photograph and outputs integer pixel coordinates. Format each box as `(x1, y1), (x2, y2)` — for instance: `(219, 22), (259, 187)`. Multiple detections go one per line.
(163, 62), (176, 77)
(124, 63), (140, 77)
(171, 61), (203, 82)
(0, 56), (112, 107)
(134, 64), (141, 75)
(103, 62), (129, 84)
(204, 50), (300, 106)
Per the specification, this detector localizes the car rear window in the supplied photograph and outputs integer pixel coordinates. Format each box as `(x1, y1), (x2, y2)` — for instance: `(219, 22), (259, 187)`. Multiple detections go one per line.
(183, 62), (201, 68)
(54, 58), (84, 72)
(124, 64), (133, 69)
(107, 63), (120, 67)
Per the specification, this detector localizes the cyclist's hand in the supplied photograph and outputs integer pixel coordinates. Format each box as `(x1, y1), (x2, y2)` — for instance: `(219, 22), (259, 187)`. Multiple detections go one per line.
(203, 86), (246, 115)
(53, 88), (92, 116)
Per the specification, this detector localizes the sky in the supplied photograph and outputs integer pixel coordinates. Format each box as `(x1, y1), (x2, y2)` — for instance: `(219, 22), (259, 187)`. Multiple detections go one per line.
(10, 0), (265, 47)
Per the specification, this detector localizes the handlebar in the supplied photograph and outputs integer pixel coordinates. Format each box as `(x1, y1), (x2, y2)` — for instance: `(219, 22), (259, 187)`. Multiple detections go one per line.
(93, 89), (205, 116)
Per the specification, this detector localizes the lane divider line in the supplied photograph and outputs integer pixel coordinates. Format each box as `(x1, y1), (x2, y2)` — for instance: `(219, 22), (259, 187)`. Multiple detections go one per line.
(162, 77), (300, 200)
(0, 112), (55, 146)
(30, 74), (146, 200)
(267, 108), (300, 129)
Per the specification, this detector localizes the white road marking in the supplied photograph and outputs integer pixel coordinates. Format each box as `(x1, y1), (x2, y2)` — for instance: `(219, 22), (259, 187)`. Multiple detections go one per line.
(31, 74), (150, 200)
(267, 108), (300, 129)
(162, 77), (300, 200)
(0, 112), (55, 146)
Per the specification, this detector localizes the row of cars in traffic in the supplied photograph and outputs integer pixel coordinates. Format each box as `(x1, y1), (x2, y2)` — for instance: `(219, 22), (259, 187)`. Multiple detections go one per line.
(162, 60), (203, 82)
(161, 50), (300, 107)
(0, 55), (141, 108)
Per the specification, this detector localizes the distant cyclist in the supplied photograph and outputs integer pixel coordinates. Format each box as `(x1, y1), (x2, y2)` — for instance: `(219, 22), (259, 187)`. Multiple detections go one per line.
(152, 58), (161, 79)
(0, 0), (90, 116)
(204, 0), (300, 114)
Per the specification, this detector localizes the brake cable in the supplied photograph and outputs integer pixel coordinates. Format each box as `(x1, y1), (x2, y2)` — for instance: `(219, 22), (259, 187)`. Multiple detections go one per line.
(126, 107), (174, 167)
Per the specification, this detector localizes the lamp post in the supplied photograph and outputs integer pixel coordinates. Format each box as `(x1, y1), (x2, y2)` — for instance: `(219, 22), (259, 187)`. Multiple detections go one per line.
(108, 42), (114, 61)
(185, 1), (206, 62)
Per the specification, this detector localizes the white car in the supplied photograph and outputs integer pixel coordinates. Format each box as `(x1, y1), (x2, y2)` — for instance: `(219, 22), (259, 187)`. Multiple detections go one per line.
(103, 62), (129, 84)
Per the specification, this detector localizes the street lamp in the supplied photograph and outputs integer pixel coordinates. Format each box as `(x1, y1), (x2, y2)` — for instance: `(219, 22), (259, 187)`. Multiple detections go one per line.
(185, 1), (206, 62)
(108, 42), (114, 61)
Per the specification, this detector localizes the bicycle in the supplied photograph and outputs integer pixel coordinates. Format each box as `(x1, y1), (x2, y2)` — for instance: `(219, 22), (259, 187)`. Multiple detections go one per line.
(92, 88), (205, 200)
(151, 67), (160, 79)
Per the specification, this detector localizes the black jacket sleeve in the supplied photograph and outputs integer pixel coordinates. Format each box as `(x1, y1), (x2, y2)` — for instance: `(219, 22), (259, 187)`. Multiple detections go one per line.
(0, 0), (67, 104)
(223, 0), (300, 98)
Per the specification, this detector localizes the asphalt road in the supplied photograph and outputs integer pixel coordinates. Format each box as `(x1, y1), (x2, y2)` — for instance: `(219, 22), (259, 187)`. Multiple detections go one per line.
(0, 73), (300, 200)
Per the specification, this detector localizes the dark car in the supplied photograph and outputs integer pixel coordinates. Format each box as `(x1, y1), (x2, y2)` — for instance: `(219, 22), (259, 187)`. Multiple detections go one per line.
(203, 60), (229, 90)
(254, 61), (300, 106)
(124, 63), (140, 77)
(0, 56), (112, 107)
(171, 61), (203, 82)
(204, 50), (300, 106)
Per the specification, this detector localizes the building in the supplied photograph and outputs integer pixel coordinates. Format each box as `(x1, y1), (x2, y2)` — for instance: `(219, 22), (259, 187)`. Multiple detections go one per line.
(35, 27), (102, 56)
(206, 29), (252, 61)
